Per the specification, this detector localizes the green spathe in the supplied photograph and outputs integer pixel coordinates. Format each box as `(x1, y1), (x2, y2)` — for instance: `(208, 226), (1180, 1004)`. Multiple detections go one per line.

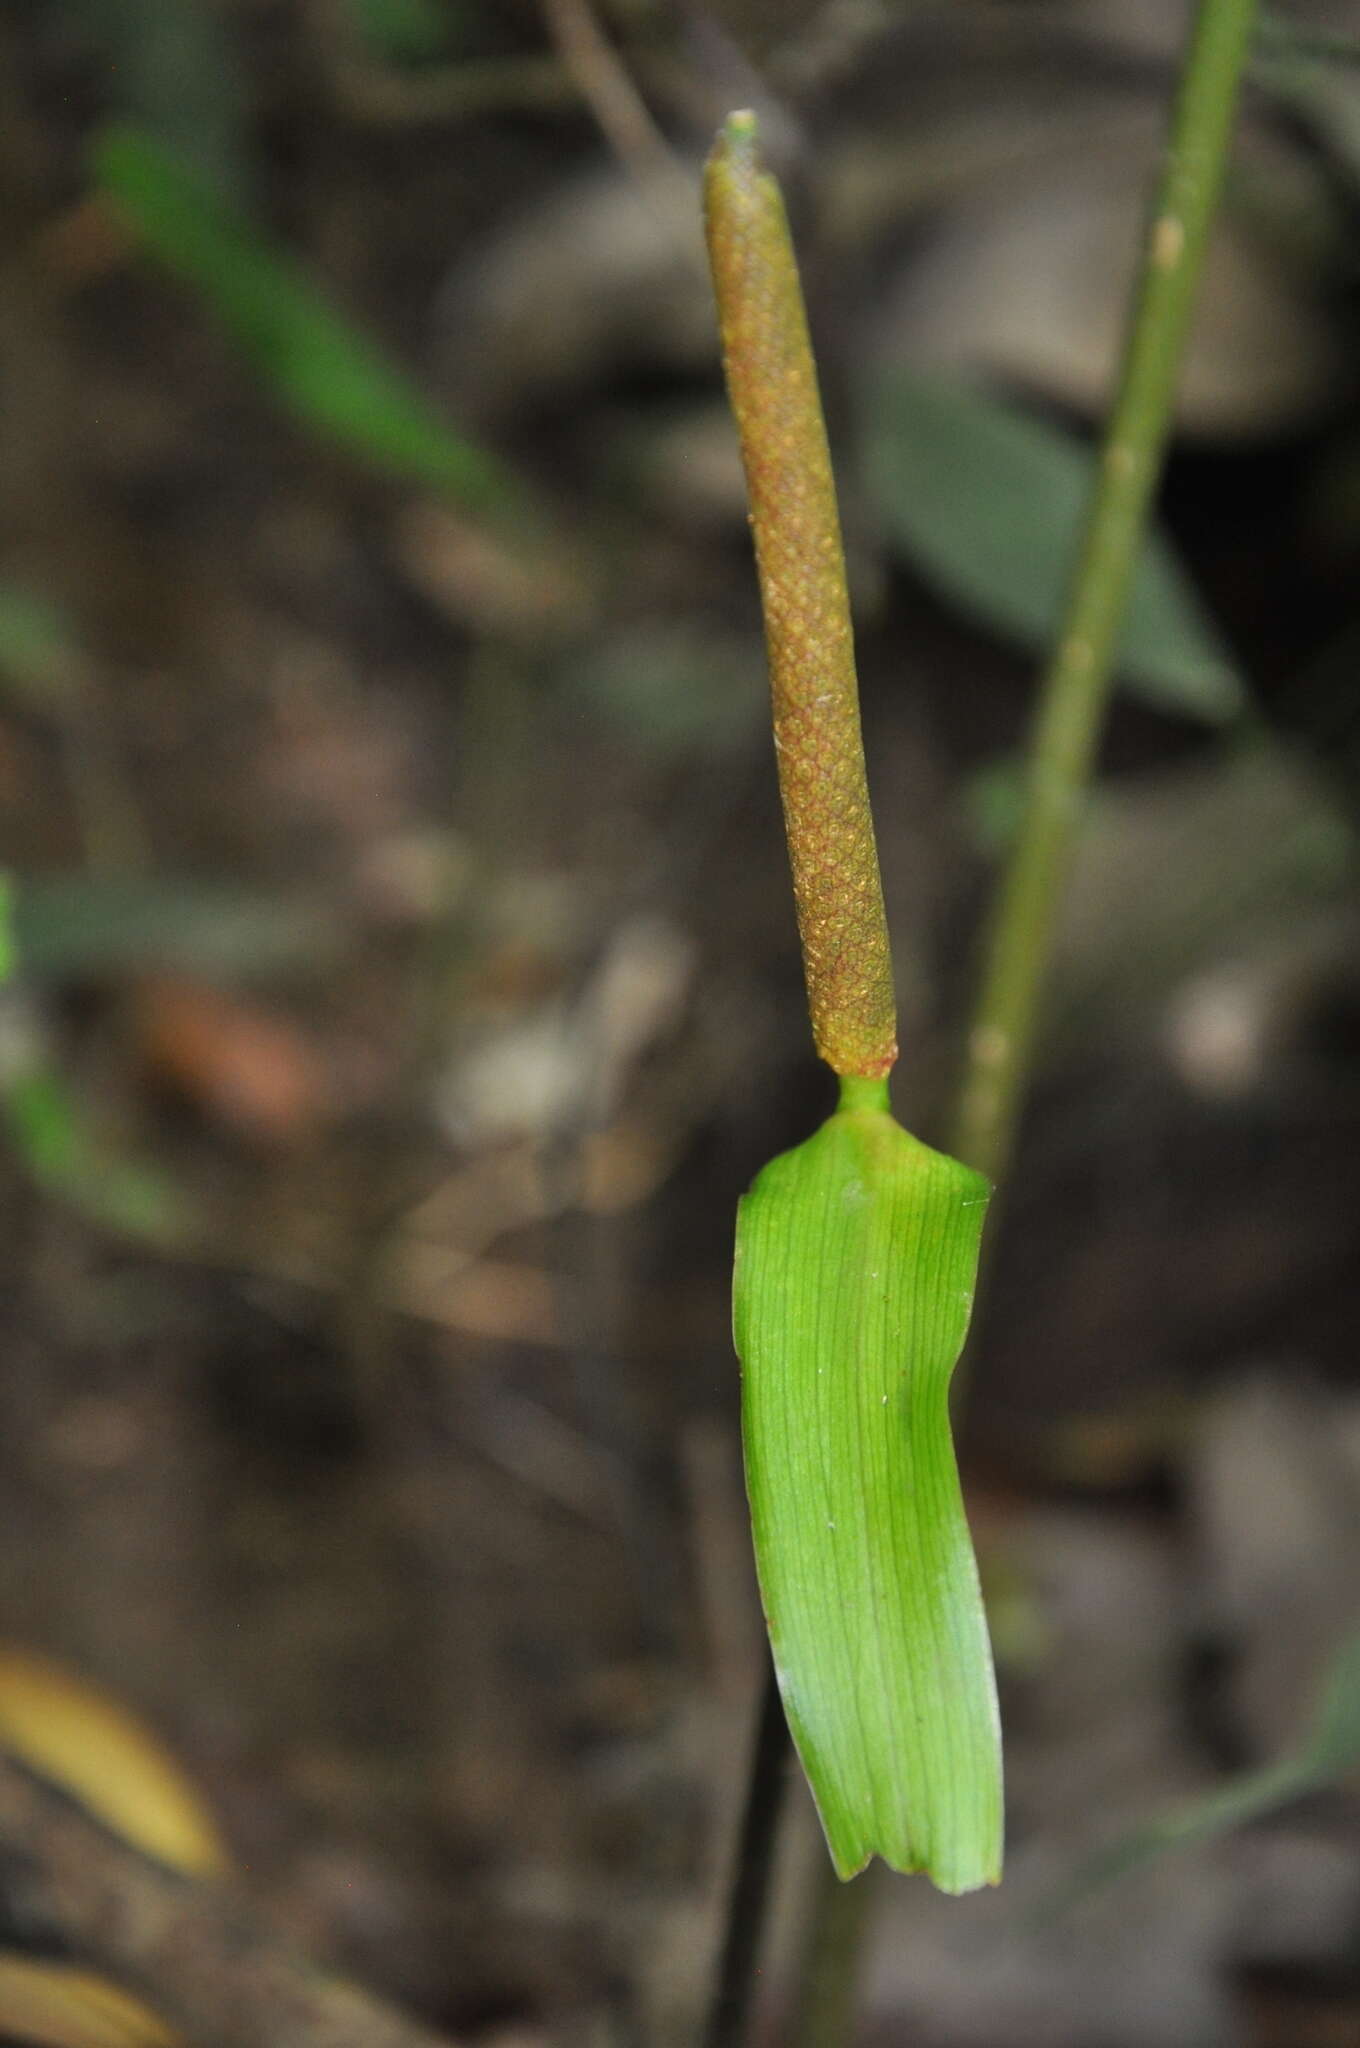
(734, 1078), (1001, 1890)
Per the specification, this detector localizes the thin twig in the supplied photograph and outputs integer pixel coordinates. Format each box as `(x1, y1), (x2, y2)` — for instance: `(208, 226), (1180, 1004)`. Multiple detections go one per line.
(538, 0), (700, 264)
(0, 1745), (466, 2048)
(702, 1659), (790, 2048)
(308, 0), (574, 125)
(539, 0), (684, 192)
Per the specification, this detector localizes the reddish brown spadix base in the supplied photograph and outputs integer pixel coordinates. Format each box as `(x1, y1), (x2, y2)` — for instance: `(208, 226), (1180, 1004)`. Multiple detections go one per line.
(704, 112), (897, 1081)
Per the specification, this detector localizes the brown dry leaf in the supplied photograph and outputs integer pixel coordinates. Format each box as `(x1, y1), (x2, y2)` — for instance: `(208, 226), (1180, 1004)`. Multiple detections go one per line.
(391, 1250), (562, 1347)
(133, 976), (330, 1144)
(394, 499), (590, 643)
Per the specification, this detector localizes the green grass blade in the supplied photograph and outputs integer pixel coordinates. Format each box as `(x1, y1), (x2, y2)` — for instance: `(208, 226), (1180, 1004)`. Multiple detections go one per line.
(344, 0), (463, 63)
(0, 584), (85, 709)
(733, 1085), (1001, 1890)
(0, 873), (186, 1247)
(12, 875), (341, 983)
(92, 123), (527, 521)
(1037, 1624), (1360, 1921)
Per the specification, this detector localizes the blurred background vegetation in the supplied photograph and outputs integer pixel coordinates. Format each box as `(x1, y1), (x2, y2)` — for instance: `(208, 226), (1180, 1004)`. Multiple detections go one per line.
(1, 3), (1359, 2044)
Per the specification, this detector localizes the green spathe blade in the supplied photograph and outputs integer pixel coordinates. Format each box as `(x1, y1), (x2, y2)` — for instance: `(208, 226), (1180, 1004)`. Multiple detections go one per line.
(734, 1079), (1002, 1890)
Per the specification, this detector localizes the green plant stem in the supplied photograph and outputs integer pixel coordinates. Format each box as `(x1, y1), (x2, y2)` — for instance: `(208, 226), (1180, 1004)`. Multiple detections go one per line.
(790, 1856), (874, 2046)
(788, 1), (1259, 2041)
(952, 0), (1259, 1186)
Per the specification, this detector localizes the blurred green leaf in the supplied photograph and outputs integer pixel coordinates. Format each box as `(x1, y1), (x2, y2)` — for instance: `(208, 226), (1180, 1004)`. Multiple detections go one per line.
(0, 874), (189, 1245)
(861, 369), (1244, 723)
(93, 124), (528, 520)
(735, 1084), (1001, 1889)
(13, 877), (342, 983)
(9, 1070), (92, 1190)
(6, 1070), (185, 1245)
(0, 584), (84, 710)
(1040, 1626), (1360, 1920)
(345, 0), (466, 64)
(1310, 1628), (1360, 1769)
(0, 873), (15, 985)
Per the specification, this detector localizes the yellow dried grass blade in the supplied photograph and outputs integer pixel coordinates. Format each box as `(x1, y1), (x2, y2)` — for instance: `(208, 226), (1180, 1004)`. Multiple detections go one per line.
(0, 1960), (178, 2048)
(0, 1647), (228, 1877)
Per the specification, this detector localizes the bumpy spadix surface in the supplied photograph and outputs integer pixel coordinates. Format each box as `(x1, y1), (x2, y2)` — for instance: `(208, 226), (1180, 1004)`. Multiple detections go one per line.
(704, 113), (896, 1080)
(734, 1087), (1001, 1889)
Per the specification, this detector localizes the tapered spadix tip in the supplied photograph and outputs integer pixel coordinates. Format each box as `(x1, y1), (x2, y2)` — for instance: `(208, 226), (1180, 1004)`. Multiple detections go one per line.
(704, 110), (760, 191)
